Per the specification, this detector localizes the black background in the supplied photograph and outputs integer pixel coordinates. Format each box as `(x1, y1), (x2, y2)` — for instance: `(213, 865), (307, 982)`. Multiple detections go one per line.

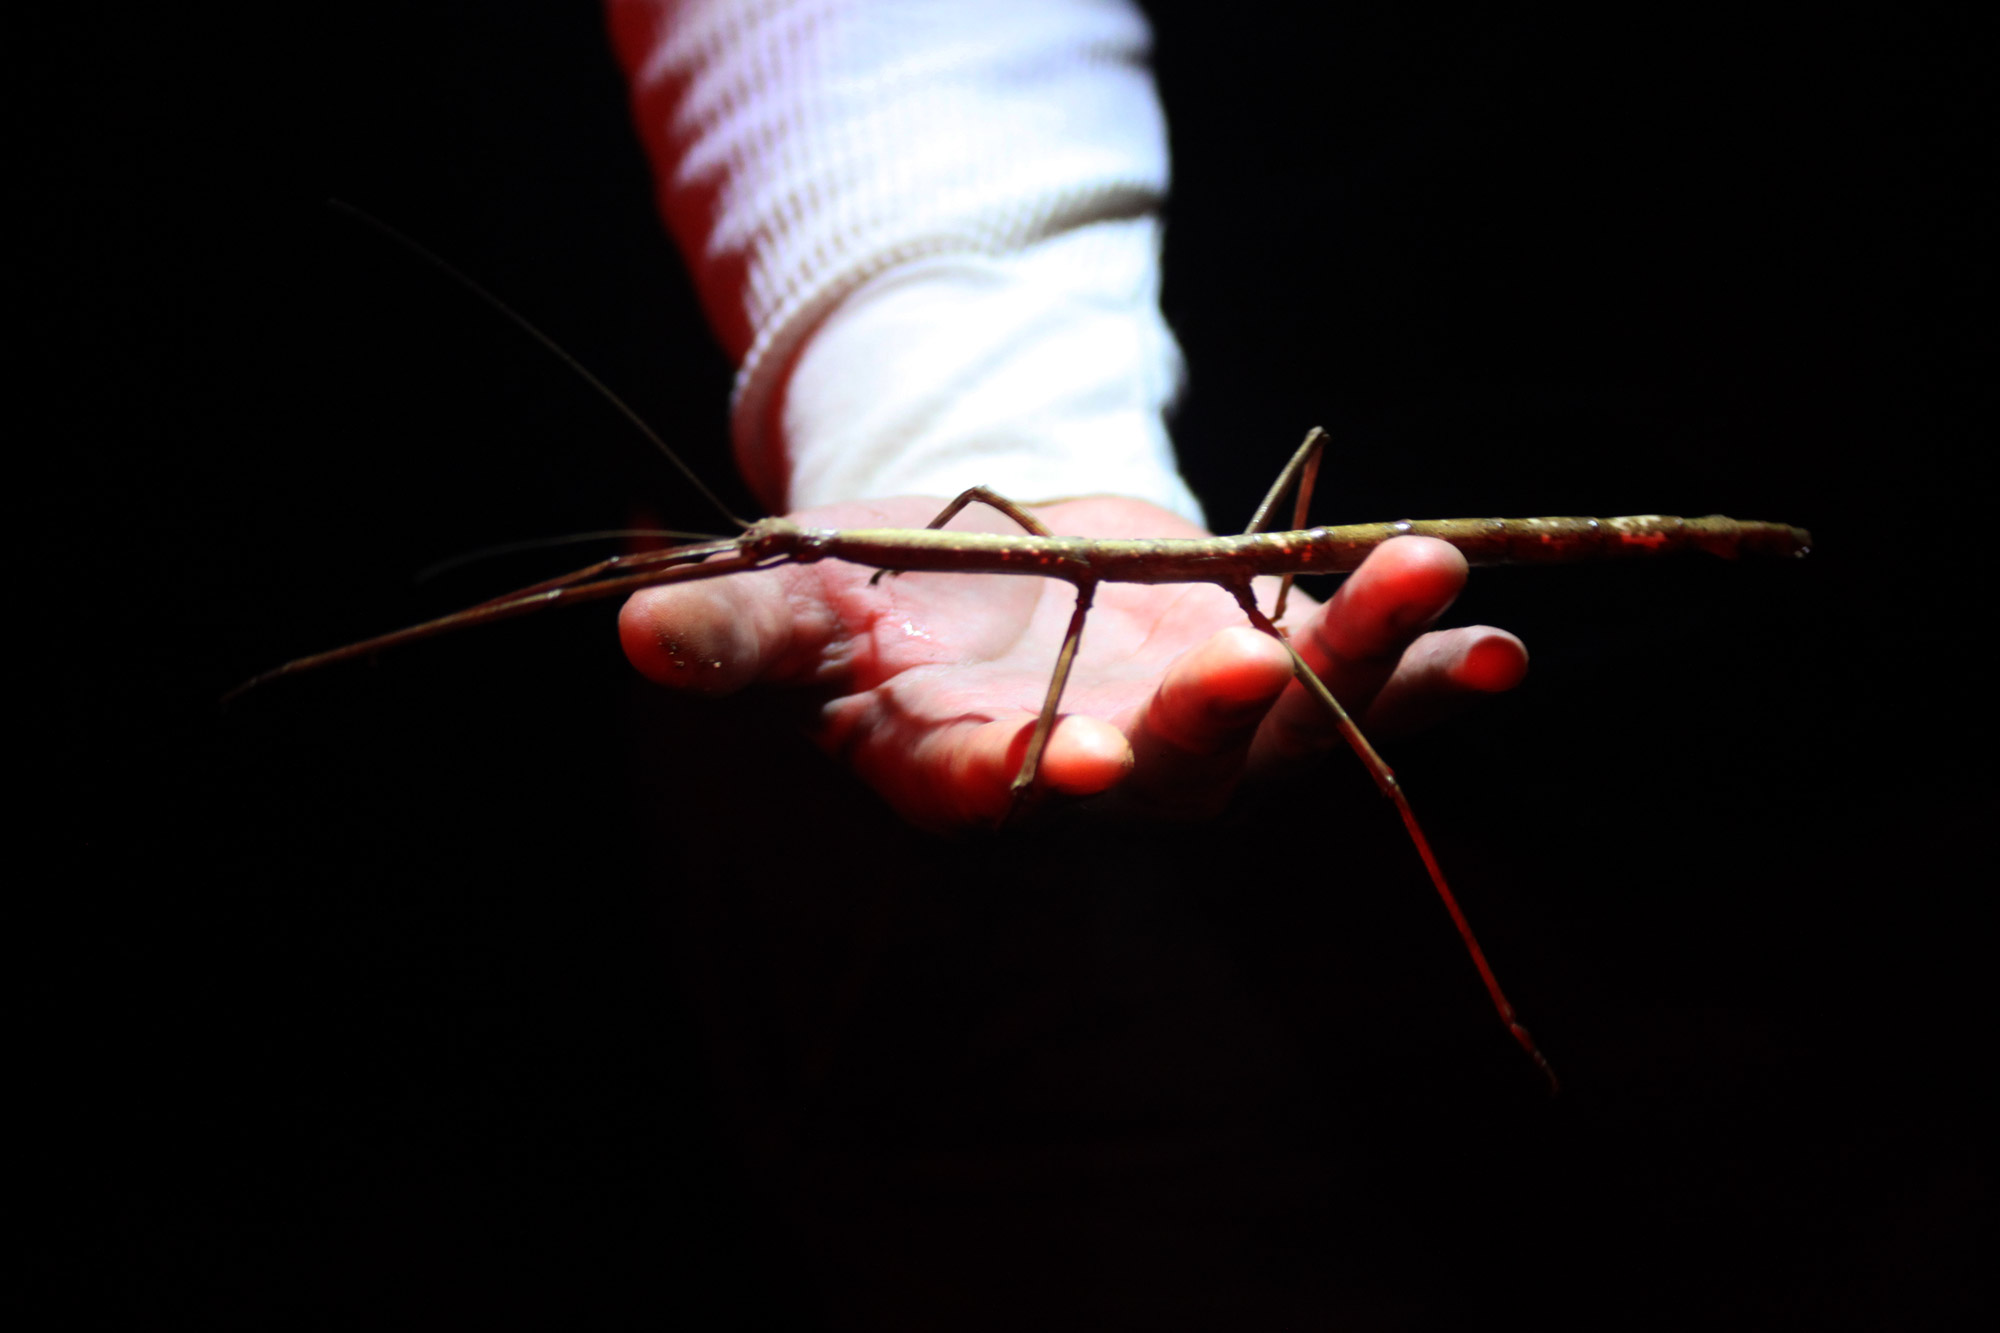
(24, 3), (1991, 1327)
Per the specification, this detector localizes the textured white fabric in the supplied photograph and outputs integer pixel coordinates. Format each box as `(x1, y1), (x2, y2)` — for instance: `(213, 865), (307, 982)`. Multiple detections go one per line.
(609, 0), (1201, 522)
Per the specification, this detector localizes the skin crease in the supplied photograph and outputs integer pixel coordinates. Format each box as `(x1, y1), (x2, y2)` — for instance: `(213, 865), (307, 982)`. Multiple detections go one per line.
(619, 494), (1528, 830)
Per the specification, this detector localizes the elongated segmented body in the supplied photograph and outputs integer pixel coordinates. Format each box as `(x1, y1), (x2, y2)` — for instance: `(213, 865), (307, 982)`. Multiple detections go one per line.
(228, 513), (1810, 699)
(228, 433), (1810, 1095)
(785, 513), (1812, 583)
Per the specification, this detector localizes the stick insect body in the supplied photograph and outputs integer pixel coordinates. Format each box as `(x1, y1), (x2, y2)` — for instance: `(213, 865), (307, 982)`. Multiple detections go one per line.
(232, 427), (1808, 1094)
(232, 217), (1813, 1091)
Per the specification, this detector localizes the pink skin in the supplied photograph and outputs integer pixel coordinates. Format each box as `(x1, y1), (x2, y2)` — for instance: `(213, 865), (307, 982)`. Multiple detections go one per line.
(619, 495), (1527, 830)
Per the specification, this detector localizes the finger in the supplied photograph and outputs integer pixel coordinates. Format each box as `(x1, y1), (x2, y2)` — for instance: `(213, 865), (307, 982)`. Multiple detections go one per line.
(897, 627), (1288, 825)
(1261, 536), (1468, 757)
(1035, 715), (1137, 796)
(869, 714), (1132, 829)
(1122, 627), (1296, 815)
(1360, 626), (1528, 738)
(617, 568), (810, 696)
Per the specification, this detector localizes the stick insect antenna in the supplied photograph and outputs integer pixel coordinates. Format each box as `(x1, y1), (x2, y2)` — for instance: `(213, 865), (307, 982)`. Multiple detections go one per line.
(327, 199), (751, 532)
(415, 528), (735, 583)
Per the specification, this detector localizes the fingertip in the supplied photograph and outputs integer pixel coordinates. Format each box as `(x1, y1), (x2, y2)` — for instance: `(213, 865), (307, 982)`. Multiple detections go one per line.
(929, 716), (1131, 825)
(1350, 627), (1528, 739)
(1454, 630), (1529, 694)
(1324, 536), (1471, 660)
(1370, 531), (1469, 579)
(1202, 627), (1299, 705)
(617, 582), (765, 695)
(1037, 715), (1134, 796)
(1381, 537), (1470, 628)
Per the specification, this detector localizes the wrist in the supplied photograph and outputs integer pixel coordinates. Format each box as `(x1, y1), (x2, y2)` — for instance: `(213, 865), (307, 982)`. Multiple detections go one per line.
(747, 218), (1203, 525)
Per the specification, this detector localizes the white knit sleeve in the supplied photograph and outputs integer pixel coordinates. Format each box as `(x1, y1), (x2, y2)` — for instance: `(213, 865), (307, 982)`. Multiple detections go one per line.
(607, 0), (1202, 523)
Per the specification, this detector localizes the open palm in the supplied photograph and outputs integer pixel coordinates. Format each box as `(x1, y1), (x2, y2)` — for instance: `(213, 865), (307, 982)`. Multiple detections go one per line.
(619, 494), (1528, 830)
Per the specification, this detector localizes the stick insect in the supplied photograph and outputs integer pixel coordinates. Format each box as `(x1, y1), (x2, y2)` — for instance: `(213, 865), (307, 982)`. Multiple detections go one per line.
(230, 220), (1813, 1092)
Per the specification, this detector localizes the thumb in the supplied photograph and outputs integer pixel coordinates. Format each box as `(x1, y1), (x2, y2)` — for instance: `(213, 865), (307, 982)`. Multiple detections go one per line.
(618, 568), (806, 696)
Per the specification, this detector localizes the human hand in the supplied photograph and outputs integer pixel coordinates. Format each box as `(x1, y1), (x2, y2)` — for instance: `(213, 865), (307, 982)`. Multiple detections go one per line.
(618, 495), (1527, 830)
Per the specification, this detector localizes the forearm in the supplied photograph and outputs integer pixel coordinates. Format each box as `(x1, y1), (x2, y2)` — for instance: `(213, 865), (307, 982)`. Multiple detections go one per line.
(605, 0), (1202, 523)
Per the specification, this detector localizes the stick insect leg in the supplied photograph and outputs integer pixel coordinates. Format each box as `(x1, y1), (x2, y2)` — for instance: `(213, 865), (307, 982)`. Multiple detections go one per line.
(1228, 582), (1559, 1094)
(223, 541), (768, 703)
(851, 483), (1093, 820)
(456, 537), (747, 611)
(917, 485), (1059, 537)
(1003, 576), (1098, 822)
(1242, 427), (1329, 623)
(869, 486), (1055, 587)
(871, 485), (1096, 818)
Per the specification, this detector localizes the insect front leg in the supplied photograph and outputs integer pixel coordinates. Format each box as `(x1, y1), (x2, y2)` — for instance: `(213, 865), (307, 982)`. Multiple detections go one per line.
(1242, 426), (1331, 623)
(868, 485), (1058, 588)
